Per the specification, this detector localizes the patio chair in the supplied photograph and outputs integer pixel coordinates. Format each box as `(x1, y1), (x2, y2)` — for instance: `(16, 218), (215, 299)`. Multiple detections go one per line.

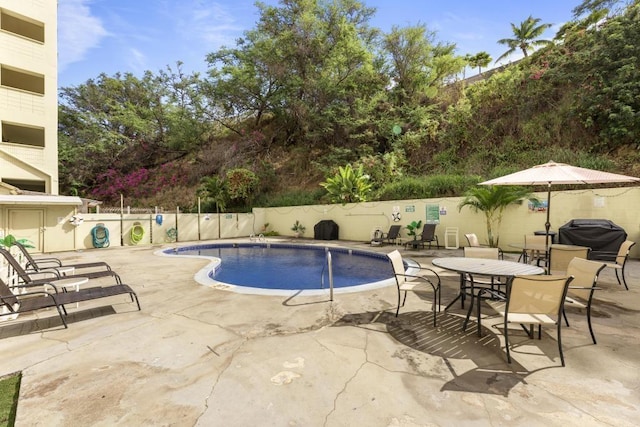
(387, 250), (441, 326)
(548, 245), (591, 275)
(480, 274), (574, 366)
(465, 233), (503, 259)
(417, 224), (439, 249)
(521, 234), (548, 266)
(563, 258), (607, 344)
(0, 277), (140, 329)
(373, 225), (401, 246)
(0, 248), (122, 289)
(598, 240), (635, 290)
(12, 241), (114, 276)
(461, 247), (505, 328)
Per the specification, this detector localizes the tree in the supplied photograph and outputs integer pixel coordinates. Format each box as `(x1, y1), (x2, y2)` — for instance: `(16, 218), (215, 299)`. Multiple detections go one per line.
(496, 16), (553, 62)
(226, 168), (259, 208)
(467, 52), (492, 74)
(205, 0), (382, 146)
(458, 186), (538, 247)
(198, 176), (228, 213)
(383, 24), (465, 106)
(320, 164), (372, 204)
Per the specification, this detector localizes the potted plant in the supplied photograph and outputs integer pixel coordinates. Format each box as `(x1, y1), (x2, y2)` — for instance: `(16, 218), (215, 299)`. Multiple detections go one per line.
(405, 220), (423, 241)
(291, 220), (306, 237)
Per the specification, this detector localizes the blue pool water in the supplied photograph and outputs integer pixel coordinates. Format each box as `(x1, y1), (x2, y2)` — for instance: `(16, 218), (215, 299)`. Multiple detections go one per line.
(166, 243), (396, 293)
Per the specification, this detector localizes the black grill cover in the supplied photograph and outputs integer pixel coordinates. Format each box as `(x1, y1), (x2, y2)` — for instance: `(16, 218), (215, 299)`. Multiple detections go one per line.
(558, 219), (627, 261)
(314, 220), (339, 240)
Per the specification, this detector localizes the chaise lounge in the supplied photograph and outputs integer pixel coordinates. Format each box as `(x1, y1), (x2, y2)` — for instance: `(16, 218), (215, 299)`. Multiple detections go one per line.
(0, 277), (140, 328)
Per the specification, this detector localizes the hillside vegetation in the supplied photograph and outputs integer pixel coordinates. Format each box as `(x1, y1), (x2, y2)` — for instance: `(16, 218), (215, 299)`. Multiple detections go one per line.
(58, 0), (640, 212)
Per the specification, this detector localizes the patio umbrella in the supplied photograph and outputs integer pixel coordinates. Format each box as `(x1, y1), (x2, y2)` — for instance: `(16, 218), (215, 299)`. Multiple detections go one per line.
(479, 161), (640, 246)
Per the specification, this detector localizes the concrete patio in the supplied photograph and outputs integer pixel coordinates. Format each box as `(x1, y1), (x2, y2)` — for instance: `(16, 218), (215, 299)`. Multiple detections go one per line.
(1, 239), (639, 426)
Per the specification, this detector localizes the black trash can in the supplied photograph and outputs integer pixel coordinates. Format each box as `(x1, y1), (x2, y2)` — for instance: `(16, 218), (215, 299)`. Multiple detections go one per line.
(534, 230), (557, 244)
(314, 220), (339, 240)
(558, 219), (627, 261)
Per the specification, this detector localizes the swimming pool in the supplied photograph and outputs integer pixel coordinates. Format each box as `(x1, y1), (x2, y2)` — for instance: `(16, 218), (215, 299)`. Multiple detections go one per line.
(161, 242), (413, 296)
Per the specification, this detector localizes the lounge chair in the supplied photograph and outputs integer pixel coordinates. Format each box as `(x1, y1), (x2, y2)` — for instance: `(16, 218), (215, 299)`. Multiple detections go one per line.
(12, 241), (114, 276)
(0, 277), (140, 329)
(416, 224), (439, 249)
(0, 248), (122, 288)
(387, 250), (441, 325)
(480, 274), (574, 367)
(563, 258), (607, 344)
(372, 225), (401, 246)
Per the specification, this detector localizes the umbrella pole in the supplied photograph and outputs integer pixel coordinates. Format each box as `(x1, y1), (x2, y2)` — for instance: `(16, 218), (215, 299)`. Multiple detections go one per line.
(545, 183), (551, 248)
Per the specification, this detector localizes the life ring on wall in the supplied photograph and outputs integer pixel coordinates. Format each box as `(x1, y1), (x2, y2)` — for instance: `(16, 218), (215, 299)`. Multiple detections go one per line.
(130, 222), (144, 245)
(69, 215), (84, 226)
(91, 224), (110, 248)
(391, 205), (401, 222)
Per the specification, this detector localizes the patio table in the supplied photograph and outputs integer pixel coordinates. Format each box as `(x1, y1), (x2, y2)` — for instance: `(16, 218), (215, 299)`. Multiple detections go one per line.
(432, 257), (545, 335)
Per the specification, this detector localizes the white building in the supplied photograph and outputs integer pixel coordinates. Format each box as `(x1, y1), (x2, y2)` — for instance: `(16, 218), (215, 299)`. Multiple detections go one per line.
(0, 0), (58, 193)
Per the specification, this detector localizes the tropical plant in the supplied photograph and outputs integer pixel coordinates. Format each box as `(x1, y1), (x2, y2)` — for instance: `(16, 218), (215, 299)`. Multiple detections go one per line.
(458, 186), (539, 247)
(291, 220), (306, 237)
(496, 15), (553, 62)
(198, 176), (228, 213)
(320, 164), (373, 204)
(405, 220), (423, 239)
(0, 235), (34, 248)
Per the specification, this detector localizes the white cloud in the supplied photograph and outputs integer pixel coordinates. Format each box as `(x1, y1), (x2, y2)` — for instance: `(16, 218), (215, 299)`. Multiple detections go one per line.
(127, 48), (147, 72)
(171, 1), (245, 47)
(58, 0), (109, 71)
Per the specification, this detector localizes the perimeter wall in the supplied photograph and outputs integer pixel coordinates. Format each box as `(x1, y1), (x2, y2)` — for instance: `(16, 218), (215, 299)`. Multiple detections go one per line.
(1, 186), (639, 257)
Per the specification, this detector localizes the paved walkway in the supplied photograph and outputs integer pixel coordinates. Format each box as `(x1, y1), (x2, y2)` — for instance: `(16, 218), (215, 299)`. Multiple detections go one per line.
(2, 239), (639, 426)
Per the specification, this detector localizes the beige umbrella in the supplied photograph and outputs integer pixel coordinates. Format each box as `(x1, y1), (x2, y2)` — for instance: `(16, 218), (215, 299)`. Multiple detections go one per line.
(480, 161), (640, 246)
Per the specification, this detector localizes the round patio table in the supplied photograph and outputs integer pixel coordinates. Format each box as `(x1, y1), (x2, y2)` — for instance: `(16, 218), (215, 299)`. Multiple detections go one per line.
(432, 257), (545, 335)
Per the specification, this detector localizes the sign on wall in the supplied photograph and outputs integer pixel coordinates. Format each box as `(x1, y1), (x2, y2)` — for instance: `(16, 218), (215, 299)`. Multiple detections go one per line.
(426, 204), (440, 224)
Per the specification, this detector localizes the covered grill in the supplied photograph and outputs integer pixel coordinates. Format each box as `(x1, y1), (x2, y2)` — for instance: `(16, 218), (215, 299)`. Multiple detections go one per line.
(314, 220), (339, 240)
(558, 219), (627, 261)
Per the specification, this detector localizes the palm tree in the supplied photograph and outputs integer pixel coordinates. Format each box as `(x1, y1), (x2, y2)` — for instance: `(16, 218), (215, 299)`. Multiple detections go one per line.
(496, 15), (553, 63)
(458, 186), (539, 247)
(467, 52), (492, 74)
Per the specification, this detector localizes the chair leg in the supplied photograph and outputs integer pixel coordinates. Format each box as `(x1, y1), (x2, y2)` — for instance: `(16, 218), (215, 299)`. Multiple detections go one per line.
(505, 318), (511, 364)
(557, 321), (565, 367)
(619, 267), (629, 290)
(432, 293), (437, 327)
(586, 304), (596, 344)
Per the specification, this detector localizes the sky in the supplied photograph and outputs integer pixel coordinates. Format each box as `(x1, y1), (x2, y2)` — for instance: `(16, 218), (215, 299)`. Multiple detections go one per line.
(57, 0), (579, 89)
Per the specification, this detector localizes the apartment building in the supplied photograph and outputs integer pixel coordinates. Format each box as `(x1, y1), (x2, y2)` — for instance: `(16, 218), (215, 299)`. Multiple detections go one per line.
(0, 0), (57, 194)
(0, 1), (83, 252)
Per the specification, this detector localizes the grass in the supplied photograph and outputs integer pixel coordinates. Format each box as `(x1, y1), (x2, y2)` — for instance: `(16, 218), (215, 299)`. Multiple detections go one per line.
(0, 372), (20, 427)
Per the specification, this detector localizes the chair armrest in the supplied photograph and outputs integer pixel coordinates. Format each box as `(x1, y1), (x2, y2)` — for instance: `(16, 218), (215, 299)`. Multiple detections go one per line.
(395, 273), (439, 290)
(416, 267), (441, 284)
(30, 258), (63, 268)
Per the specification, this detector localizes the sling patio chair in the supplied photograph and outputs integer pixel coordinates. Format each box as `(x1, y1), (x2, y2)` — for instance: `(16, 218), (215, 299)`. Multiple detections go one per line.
(0, 277), (140, 329)
(465, 233), (503, 259)
(597, 240), (635, 290)
(387, 249), (441, 325)
(0, 248), (122, 289)
(12, 241), (114, 277)
(520, 234), (548, 266)
(547, 244), (591, 275)
(479, 274), (574, 367)
(563, 257), (607, 344)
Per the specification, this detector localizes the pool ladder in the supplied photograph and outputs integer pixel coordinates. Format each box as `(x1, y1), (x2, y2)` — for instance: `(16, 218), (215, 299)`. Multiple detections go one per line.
(321, 250), (334, 301)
